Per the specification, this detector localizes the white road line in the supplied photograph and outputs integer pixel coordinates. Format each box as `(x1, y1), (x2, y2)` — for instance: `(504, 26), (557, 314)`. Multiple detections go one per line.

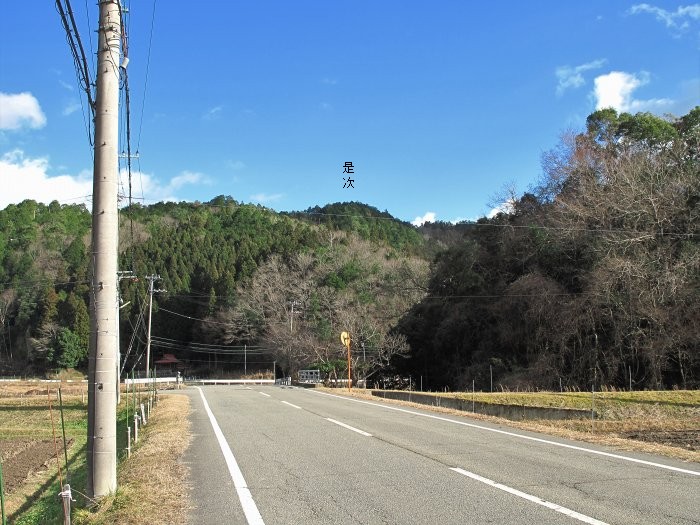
(450, 467), (609, 525)
(259, 391), (271, 397)
(196, 387), (265, 525)
(326, 417), (373, 437)
(281, 400), (302, 409)
(311, 390), (700, 477)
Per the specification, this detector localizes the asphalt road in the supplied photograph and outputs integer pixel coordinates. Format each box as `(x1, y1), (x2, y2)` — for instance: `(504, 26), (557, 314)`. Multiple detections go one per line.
(181, 385), (700, 525)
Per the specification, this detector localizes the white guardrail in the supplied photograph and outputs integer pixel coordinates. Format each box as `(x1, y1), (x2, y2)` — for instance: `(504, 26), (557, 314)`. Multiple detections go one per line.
(0, 378), (88, 383)
(125, 377), (179, 385)
(1, 377), (280, 385)
(189, 378), (276, 385)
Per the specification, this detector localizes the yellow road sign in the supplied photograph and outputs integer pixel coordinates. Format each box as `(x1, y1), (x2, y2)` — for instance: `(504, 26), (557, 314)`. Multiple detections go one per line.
(340, 331), (350, 347)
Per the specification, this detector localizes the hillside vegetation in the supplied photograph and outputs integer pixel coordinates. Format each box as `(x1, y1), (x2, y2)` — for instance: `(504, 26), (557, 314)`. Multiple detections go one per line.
(0, 107), (698, 391)
(0, 197), (426, 381)
(397, 107), (700, 391)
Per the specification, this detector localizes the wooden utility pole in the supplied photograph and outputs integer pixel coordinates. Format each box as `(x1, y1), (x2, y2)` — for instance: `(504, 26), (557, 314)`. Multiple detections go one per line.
(87, 0), (121, 499)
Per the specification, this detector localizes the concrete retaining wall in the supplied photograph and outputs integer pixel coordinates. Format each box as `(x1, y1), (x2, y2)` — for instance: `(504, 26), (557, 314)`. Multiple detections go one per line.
(371, 390), (595, 420)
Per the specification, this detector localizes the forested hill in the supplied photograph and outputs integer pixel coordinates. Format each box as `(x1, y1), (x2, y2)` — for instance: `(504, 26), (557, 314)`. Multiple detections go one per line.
(0, 198), (428, 377)
(396, 107), (700, 391)
(0, 107), (697, 391)
(286, 201), (423, 252)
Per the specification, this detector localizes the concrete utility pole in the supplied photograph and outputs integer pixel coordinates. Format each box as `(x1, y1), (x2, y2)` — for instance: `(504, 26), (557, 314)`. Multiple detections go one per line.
(87, 0), (121, 499)
(144, 274), (163, 378)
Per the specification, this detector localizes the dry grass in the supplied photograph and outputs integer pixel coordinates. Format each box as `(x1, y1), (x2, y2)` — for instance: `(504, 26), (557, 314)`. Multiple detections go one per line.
(450, 389), (700, 415)
(73, 394), (192, 525)
(46, 368), (87, 381)
(0, 382), (87, 399)
(0, 395), (87, 440)
(323, 388), (700, 464)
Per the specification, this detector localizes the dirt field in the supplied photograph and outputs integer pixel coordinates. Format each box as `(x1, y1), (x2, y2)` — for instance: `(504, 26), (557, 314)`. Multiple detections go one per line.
(0, 380), (85, 506)
(621, 429), (700, 450)
(0, 439), (62, 494)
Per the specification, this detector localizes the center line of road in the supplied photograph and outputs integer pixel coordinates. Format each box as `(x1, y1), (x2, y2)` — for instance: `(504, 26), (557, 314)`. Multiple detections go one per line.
(196, 387), (265, 525)
(281, 400), (302, 409)
(259, 391), (271, 397)
(311, 390), (700, 477)
(326, 418), (372, 436)
(450, 468), (610, 525)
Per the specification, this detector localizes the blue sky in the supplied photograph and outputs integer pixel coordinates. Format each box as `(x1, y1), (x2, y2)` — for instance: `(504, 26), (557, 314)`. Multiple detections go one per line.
(1, 1), (698, 225)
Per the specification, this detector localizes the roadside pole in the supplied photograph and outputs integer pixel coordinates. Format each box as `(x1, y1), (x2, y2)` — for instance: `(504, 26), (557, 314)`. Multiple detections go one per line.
(1, 456), (6, 525)
(144, 275), (162, 379)
(341, 332), (352, 391)
(87, 0), (121, 499)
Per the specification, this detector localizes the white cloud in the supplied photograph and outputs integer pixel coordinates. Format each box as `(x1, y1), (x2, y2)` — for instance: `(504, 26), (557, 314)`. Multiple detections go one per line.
(487, 200), (515, 218)
(203, 106), (223, 120)
(227, 160), (246, 170)
(118, 168), (209, 204)
(169, 171), (205, 190)
(593, 71), (673, 112)
(62, 100), (81, 116)
(0, 150), (211, 210)
(411, 211), (436, 226)
(555, 59), (607, 96)
(0, 92), (47, 130)
(250, 192), (283, 204)
(322, 77), (337, 85)
(0, 150), (92, 209)
(629, 3), (700, 31)
(58, 80), (74, 92)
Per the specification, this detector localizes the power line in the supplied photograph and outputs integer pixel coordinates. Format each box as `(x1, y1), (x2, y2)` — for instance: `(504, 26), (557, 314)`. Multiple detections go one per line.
(136, 0), (157, 152)
(292, 211), (698, 239)
(120, 295), (148, 375)
(55, 0), (95, 146)
(150, 341), (266, 356)
(151, 337), (265, 354)
(157, 306), (241, 326)
(151, 335), (262, 350)
(420, 292), (598, 300)
(111, 199), (698, 239)
(0, 278), (90, 293)
(83, 0), (95, 73)
(161, 356), (273, 365)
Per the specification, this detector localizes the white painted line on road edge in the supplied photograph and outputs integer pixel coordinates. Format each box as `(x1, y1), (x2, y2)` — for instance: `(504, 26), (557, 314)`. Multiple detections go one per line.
(450, 468), (609, 525)
(326, 418), (372, 437)
(196, 387), (265, 525)
(311, 390), (700, 477)
(259, 391), (271, 397)
(281, 401), (302, 409)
